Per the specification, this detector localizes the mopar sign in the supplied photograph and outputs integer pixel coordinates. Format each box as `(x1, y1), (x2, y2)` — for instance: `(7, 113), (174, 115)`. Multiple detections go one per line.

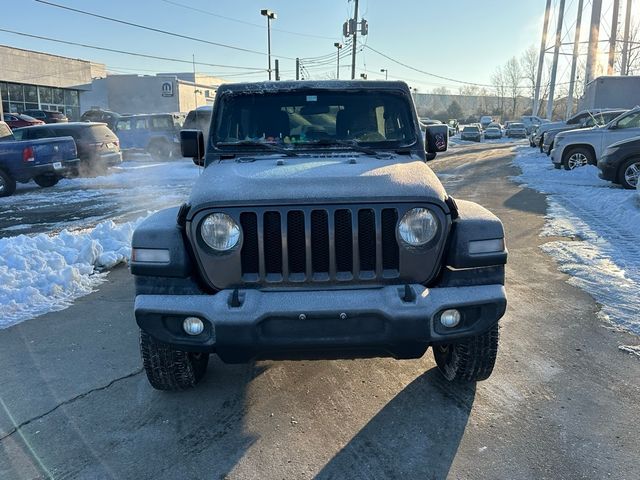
(161, 81), (174, 97)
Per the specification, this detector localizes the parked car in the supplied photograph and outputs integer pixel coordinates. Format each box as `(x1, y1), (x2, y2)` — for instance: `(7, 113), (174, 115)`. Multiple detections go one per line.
(533, 109), (622, 152)
(13, 122), (122, 174)
(182, 106), (212, 140)
(520, 115), (549, 135)
(115, 113), (185, 160)
(487, 122), (502, 131)
(23, 109), (68, 124)
(598, 136), (640, 189)
(551, 107), (640, 170)
(541, 109), (628, 154)
(484, 127), (502, 139)
(0, 121), (79, 197)
(80, 108), (121, 131)
(461, 125), (482, 141)
(506, 123), (527, 138)
(3, 113), (45, 129)
(480, 115), (493, 130)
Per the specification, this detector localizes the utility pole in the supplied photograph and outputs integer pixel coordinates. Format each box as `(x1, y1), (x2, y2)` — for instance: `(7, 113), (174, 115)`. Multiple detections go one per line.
(351, 0), (359, 80)
(585, 0), (603, 87)
(620, 0), (634, 75)
(566, 0), (584, 119)
(607, 0), (620, 74)
(546, 0), (566, 120)
(261, 9), (277, 80)
(334, 42), (343, 79)
(296, 58), (300, 80)
(274, 59), (280, 81)
(533, 0), (552, 117)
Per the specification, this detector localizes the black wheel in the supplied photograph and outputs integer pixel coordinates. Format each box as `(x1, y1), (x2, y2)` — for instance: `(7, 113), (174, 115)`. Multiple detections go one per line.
(433, 324), (499, 382)
(140, 330), (209, 391)
(0, 169), (16, 197)
(33, 174), (59, 188)
(147, 141), (171, 161)
(538, 134), (544, 152)
(562, 147), (594, 170)
(618, 157), (640, 190)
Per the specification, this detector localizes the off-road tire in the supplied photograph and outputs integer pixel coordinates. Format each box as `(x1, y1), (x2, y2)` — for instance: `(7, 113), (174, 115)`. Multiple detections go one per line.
(140, 330), (209, 391)
(563, 146), (594, 170)
(433, 324), (499, 382)
(0, 169), (16, 197)
(33, 174), (59, 188)
(618, 157), (640, 190)
(539, 134), (544, 152)
(147, 140), (172, 161)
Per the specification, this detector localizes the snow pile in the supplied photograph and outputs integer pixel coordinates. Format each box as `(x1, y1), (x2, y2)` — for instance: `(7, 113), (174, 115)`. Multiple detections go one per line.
(0, 218), (144, 328)
(513, 146), (640, 339)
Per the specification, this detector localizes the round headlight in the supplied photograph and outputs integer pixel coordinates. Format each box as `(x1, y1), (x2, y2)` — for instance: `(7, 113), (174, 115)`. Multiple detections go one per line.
(398, 208), (438, 246)
(201, 213), (240, 251)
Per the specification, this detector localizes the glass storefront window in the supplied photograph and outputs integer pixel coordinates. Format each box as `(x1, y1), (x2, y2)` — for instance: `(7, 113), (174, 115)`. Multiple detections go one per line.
(0, 83), (7, 102)
(52, 88), (64, 105)
(8, 84), (24, 102)
(9, 102), (24, 113)
(24, 85), (38, 103)
(39, 86), (52, 104)
(64, 90), (79, 106)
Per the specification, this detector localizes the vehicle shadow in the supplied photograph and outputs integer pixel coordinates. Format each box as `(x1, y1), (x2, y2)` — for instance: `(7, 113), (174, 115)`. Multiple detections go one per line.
(503, 187), (547, 215)
(316, 368), (476, 480)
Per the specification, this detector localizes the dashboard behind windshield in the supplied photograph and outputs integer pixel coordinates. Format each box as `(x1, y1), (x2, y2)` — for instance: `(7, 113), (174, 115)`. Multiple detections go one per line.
(213, 90), (417, 147)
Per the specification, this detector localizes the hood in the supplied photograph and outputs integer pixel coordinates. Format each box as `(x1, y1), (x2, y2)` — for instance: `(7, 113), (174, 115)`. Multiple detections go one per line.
(188, 153), (447, 211)
(556, 126), (604, 141)
(539, 121), (567, 133)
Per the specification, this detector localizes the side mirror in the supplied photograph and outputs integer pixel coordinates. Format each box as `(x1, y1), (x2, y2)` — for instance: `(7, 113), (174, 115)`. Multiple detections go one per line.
(425, 124), (448, 160)
(180, 129), (205, 166)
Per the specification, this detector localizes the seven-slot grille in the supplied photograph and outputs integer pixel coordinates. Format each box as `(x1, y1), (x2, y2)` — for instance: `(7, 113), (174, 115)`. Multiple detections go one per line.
(238, 207), (400, 283)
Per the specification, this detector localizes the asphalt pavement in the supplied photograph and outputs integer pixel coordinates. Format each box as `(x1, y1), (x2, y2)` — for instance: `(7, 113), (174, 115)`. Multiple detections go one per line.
(1, 141), (639, 480)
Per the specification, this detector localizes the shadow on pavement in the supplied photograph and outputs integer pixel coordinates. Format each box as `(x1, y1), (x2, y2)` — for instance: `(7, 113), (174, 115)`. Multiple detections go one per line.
(316, 368), (476, 480)
(503, 187), (547, 215)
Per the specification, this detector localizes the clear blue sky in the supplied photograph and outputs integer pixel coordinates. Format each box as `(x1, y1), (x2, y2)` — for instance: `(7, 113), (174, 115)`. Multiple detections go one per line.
(1, 0), (547, 91)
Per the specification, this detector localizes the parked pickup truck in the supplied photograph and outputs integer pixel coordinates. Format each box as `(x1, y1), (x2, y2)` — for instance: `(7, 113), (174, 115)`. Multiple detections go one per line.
(131, 80), (508, 391)
(551, 106), (640, 170)
(0, 121), (79, 197)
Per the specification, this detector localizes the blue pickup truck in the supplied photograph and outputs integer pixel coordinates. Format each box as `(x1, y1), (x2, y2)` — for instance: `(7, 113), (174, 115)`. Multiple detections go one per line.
(0, 121), (79, 197)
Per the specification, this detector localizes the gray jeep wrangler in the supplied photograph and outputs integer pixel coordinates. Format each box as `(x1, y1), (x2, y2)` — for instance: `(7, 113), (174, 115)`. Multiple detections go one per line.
(131, 80), (507, 391)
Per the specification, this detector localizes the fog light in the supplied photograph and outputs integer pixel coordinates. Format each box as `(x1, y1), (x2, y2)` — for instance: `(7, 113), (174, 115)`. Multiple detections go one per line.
(440, 309), (461, 328)
(183, 317), (204, 336)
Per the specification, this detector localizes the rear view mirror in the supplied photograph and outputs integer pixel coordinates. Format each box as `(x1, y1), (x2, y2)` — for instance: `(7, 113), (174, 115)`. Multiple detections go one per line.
(425, 124), (448, 160)
(181, 129), (205, 166)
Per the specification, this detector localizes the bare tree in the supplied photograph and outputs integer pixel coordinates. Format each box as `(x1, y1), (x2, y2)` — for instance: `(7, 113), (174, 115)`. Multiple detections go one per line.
(520, 45), (538, 112)
(431, 86), (450, 95)
(504, 56), (522, 119)
(491, 66), (506, 118)
(616, 19), (640, 75)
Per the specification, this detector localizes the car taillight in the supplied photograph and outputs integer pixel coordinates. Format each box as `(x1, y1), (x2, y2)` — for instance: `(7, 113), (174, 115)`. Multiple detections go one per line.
(23, 146), (35, 162)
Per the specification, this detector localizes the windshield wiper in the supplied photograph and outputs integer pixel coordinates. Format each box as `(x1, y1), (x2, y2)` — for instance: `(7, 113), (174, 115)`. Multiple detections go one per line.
(300, 139), (380, 156)
(216, 140), (298, 157)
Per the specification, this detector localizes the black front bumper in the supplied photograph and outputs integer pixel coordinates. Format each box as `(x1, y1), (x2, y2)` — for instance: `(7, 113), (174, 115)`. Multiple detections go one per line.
(135, 284), (507, 363)
(597, 157), (617, 182)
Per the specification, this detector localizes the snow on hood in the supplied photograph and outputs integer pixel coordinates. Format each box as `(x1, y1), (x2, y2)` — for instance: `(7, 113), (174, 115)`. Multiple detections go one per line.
(188, 154), (448, 209)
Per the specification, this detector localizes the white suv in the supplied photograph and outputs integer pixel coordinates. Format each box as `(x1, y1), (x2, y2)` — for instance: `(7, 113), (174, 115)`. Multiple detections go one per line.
(551, 107), (640, 170)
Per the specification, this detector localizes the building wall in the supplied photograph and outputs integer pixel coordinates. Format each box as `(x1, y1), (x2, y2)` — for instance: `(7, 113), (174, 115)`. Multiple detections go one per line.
(578, 76), (640, 111)
(0, 44), (97, 89)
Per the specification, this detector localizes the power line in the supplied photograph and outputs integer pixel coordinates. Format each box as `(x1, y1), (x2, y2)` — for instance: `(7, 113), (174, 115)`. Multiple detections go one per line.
(34, 0), (296, 60)
(0, 28), (266, 72)
(157, 0), (338, 40)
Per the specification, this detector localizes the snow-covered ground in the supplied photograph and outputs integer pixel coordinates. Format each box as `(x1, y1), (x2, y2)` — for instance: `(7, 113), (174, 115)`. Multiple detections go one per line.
(0, 159), (198, 327)
(513, 146), (640, 352)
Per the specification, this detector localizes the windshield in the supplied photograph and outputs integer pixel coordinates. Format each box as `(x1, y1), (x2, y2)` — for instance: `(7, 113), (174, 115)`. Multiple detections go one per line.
(214, 90), (417, 149)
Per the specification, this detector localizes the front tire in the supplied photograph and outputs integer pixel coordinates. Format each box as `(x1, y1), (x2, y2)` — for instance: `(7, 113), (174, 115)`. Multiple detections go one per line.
(140, 330), (209, 391)
(33, 174), (59, 188)
(0, 169), (17, 197)
(147, 141), (171, 161)
(618, 157), (640, 190)
(433, 324), (499, 382)
(563, 147), (593, 170)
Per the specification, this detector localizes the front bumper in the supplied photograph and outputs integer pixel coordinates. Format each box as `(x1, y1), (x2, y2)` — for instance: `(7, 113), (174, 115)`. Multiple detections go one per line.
(550, 145), (565, 165)
(135, 284), (507, 363)
(598, 155), (617, 181)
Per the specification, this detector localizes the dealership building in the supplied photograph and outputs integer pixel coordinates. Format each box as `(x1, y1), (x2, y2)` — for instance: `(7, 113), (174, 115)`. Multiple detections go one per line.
(0, 45), (222, 120)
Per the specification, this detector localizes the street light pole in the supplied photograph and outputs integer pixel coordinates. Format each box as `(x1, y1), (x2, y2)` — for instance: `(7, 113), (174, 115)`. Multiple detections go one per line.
(380, 68), (388, 80)
(334, 42), (343, 79)
(261, 9), (277, 81)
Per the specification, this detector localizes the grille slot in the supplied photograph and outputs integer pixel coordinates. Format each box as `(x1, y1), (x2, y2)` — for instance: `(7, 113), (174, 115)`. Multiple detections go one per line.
(237, 206), (401, 284)
(263, 211), (282, 276)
